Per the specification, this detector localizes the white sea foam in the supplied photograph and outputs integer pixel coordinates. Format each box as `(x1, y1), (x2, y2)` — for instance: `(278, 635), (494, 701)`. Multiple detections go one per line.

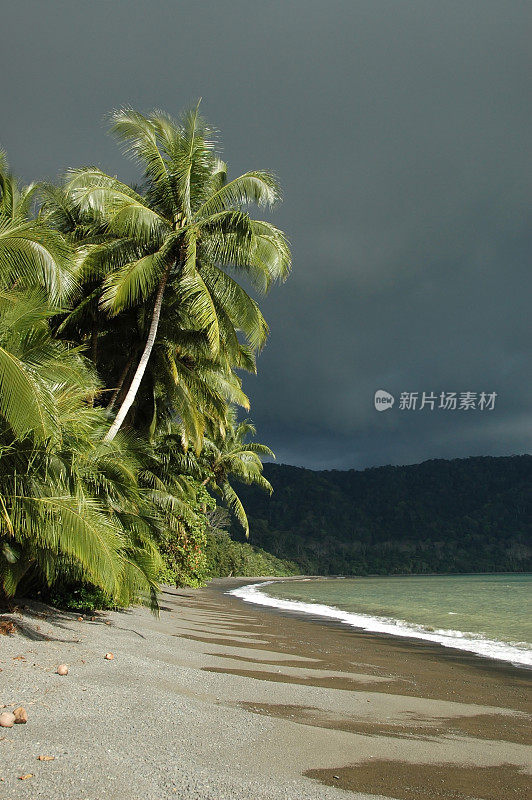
(228, 581), (532, 668)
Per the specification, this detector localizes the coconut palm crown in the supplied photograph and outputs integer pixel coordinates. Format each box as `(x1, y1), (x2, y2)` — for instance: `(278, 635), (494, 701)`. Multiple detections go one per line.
(63, 104), (291, 445)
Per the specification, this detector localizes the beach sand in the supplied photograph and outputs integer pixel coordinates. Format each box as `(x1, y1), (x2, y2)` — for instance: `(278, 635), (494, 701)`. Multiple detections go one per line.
(0, 577), (530, 799)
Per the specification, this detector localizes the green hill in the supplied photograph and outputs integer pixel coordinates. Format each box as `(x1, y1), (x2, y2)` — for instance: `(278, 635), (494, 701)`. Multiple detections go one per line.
(233, 455), (532, 575)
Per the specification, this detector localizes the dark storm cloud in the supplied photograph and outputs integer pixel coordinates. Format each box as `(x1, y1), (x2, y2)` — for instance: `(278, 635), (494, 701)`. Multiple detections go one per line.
(2, 1), (530, 468)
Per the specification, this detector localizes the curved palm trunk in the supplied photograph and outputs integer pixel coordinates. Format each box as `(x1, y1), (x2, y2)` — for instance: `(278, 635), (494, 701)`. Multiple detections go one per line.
(103, 266), (171, 442)
(106, 352), (136, 411)
(90, 316), (99, 364)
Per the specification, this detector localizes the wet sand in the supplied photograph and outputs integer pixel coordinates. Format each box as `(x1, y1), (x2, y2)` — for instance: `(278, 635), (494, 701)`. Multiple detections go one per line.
(0, 577), (530, 799)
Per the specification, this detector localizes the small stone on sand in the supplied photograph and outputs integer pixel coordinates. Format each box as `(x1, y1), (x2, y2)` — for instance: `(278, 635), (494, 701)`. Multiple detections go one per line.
(13, 707), (28, 724)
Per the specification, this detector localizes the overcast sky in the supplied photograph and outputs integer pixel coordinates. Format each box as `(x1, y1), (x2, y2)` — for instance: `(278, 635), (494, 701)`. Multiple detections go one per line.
(2, 1), (531, 469)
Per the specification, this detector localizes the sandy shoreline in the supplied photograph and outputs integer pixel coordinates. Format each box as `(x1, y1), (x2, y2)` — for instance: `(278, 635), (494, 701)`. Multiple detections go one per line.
(1, 578), (531, 799)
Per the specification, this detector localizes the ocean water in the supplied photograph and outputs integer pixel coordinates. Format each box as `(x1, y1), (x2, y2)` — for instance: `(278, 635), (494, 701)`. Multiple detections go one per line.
(229, 574), (532, 667)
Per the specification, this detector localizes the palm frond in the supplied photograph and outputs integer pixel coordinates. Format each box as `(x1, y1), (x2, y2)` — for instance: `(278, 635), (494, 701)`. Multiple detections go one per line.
(65, 168), (170, 245)
(197, 171), (281, 217)
(0, 217), (75, 302)
(23, 495), (125, 595)
(176, 231), (219, 352)
(219, 480), (249, 537)
(110, 108), (173, 194)
(100, 247), (169, 314)
(201, 263), (268, 350)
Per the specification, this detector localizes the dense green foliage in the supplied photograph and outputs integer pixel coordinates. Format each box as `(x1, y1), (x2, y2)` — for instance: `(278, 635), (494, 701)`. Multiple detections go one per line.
(235, 456), (532, 575)
(0, 107), (290, 607)
(204, 531), (298, 578)
(156, 479), (214, 587)
(204, 509), (297, 578)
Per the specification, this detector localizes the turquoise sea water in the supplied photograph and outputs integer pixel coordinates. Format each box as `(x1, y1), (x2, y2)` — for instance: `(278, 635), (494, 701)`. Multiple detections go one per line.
(230, 574), (532, 667)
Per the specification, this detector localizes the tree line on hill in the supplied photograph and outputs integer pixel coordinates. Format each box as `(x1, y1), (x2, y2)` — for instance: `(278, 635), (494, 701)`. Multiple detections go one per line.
(234, 456), (532, 576)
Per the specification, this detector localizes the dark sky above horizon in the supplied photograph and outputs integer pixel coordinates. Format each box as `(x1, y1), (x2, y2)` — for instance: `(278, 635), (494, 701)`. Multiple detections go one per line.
(2, 1), (531, 469)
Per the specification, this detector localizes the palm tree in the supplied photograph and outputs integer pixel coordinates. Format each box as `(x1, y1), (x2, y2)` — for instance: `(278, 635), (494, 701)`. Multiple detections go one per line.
(42, 183), (254, 447)
(0, 289), (161, 606)
(63, 104), (290, 443)
(199, 409), (274, 537)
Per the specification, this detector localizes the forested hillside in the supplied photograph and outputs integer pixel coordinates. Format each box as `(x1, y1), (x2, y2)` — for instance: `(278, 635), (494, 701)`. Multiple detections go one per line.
(234, 456), (532, 575)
